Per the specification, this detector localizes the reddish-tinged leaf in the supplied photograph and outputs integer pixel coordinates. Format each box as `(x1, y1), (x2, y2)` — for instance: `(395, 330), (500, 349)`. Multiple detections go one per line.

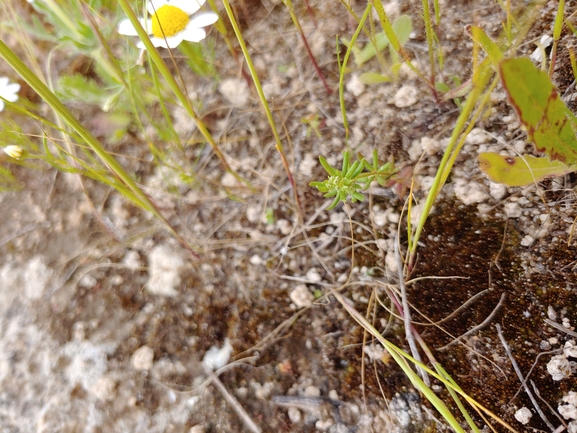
(499, 58), (577, 164)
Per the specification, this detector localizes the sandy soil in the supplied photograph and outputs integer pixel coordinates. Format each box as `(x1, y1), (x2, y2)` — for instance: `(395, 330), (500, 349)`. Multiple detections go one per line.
(2, 0), (577, 432)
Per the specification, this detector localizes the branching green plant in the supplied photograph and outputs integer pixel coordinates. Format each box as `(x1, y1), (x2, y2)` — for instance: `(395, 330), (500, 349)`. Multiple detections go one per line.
(310, 150), (397, 210)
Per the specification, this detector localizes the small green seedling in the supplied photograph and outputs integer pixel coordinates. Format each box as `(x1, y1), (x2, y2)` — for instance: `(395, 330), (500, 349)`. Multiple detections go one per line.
(310, 150), (397, 210)
(479, 57), (577, 186)
(341, 15), (412, 84)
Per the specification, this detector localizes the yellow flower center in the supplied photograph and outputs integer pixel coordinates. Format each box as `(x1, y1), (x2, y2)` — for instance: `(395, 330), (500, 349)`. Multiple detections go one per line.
(151, 5), (189, 38)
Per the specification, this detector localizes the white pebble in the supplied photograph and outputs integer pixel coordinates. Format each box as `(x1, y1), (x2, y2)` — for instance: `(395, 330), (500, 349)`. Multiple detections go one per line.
(131, 345), (154, 371)
(547, 355), (572, 381)
(304, 385), (321, 397)
(504, 202), (522, 218)
(454, 180), (489, 205)
(465, 128), (488, 145)
(202, 339), (233, 371)
(91, 376), (116, 401)
(489, 182), (507, 201)
(219, 78), (249, 106)
(560, 404), (577, 420)
(288, 407), (302, 424)
(290, 284), (314, 308)
(306, 268), (322, 283)
(564, 391), (577, 407)
(346, 74), (366, 97)
(514, 407), (532, 424)
(146, 244), (183, 297)
(420, 137), (442, 155)
(393, 85), (418, 107)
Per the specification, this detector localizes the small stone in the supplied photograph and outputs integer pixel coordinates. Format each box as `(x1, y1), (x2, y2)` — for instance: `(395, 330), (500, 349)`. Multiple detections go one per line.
(221, 172), (239, 187)
(79, 274), (97, 289)
(249, 254), (262, 266)
(189, 426), (206, 433)
(202, 339), (233, 371)
(540, 340), (551, 350)
(385, 251), (398, 274)
(346, 74), (365, 97)
(363, 343), (385, 362)
(407, 139), (423, 161)
(569, 421), (577, 433)
(288, 407), (302, 424)
(520, 235), (534, 247)
(299, 153), (317, 176)
(146, 244), (184, 297)
(219, 78), (249, 106)
(393, 85), (418, 107)
(564, 391), (577, 406)
(514, 407), (532, 424)
(566, 342), (577, 359)
(547, 354), (572, 381)
(306, 267), (322, 283)
(504, 202), (522, 218)
(304, 385), (321, 397)
(420, 137), (442, 155)
(330, 212), (346, 225)
(547, 306), (557, 320)
(373, 211), (387, 227)
(489, 182), (507, 201)
(254, 382), (273, 400)
(560, 404), (577, 420)
(419, 176), (434, 192)
(290, 284), (314, 308)
(277, 219), (292, 235)
(315, 419), (334, 431)
(246, 205), (261, 223)
(454, 180), (489, 205)
(91, 376), (116, 401)
(465, 128), (488, 145)
(131, 345), (154, 371)
(123, 250), (141, 270)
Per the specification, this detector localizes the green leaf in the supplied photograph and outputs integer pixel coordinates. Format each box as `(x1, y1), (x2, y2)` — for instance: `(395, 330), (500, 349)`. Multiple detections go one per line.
(499, 57), (577, 164)
(478, 152), (575, 186)
(57, 74), (108, 106)
(355, 15), (412, 67)
(358, 72), (392, 84)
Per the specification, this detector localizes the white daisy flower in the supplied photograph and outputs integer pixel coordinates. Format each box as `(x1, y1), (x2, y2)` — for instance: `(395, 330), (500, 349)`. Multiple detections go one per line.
(3, 145), (23, 160)
(117, 0), (219, 49)
(0, 77), (20, 112)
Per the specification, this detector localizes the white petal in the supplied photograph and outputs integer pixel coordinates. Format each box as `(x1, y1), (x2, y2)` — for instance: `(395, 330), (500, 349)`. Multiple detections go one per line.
(0, 77), (9, 88)
(118, 18), (138, 36)
(147, 0), (168, 15)
(148, 36), (181, 48)
(165, 35), (185, 48)
(180, 27), (206, 43)
(188, 12), (218, 28)
(171, 0), (205, 15)
(0, 100), (5, 112)
(3, 84), (20, 101)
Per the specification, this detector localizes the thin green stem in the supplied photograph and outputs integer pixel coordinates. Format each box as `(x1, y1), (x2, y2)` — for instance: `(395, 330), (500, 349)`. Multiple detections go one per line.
(339, 4), (372, 143)
(220, 0), (302, 216)
(117, 0), (247, 187)
(0, 38), (198, 257)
